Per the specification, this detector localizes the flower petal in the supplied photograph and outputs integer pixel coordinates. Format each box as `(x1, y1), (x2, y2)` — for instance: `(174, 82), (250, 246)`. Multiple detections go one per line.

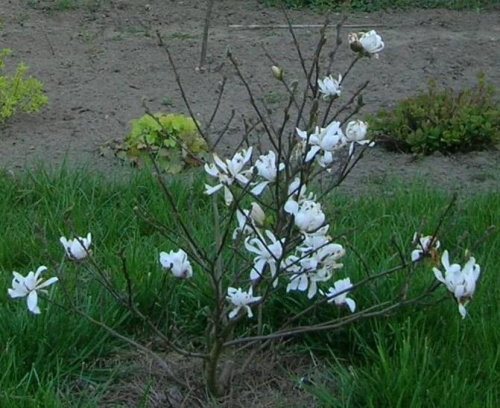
(27, 291), (39, 314)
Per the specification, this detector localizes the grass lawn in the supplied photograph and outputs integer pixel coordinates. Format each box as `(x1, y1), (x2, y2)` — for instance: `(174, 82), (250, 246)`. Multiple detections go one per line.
(0, 167), (498, 407)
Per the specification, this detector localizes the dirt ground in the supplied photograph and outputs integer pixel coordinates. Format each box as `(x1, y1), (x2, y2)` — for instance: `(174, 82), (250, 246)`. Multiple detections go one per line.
(1, 1), (500, 193)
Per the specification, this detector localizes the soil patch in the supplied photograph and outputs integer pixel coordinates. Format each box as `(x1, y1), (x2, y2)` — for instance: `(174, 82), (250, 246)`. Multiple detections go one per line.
(0, 0), (499, 194)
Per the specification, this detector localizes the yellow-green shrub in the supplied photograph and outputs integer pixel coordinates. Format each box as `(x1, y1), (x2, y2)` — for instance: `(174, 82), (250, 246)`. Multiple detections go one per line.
(116, 113), (209, 173)
(0, 48), (48, 125)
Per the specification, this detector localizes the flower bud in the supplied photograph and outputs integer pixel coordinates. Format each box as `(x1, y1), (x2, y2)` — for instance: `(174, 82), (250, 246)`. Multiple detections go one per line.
(271, 66), (284, 81)
(250, 202), (266, 227)
(348, 33), (364, 53)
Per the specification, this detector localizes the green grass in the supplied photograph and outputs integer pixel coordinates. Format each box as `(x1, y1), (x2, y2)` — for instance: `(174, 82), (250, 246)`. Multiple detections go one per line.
(26, 0), (108, 12)
(261, 0), (498, 11)
(0, 167), (498, 405)
(305, 184), (500, 407)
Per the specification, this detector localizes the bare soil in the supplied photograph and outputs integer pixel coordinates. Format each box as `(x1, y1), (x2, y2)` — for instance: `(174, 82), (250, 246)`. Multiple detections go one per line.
(1, 1), (499, 193)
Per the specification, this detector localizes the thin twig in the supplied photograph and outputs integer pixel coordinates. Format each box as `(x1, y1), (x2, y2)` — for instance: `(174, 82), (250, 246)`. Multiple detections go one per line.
(156, 31), (211, 149)
(207, 77), (227, 133)
(40, 25), (56, 56)
(227, 49), (278, 151)
(199, 0), (216, 70)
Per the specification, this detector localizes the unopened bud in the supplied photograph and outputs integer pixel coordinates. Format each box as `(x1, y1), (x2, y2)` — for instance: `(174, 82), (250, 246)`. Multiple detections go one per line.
(250, 202), (266, 227)
(348, 33), (364, 53)
(271, 65), (284, 81)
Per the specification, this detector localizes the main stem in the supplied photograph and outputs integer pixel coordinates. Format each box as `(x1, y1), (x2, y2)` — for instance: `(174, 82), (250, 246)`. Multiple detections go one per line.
(205, 339), (224, 397)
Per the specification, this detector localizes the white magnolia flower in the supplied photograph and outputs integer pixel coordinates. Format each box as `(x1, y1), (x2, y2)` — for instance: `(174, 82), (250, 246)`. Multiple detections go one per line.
(345, 120), (370, 144)
(233, 204), (265, 240)
(204, 147), (253, 205)
(296, 121), (344, 163)
(411, 233), (441, 262)
(300, 228), (331, 250)
(287, 178), (315, 203)
(251, 151), (285, 195)
(284, 199), (326, 233)
(60, 233), (92, 260)
(318, 74), (342, 98)
(233, 209), (254, 239)
(250, 202), (266, 227)
(285, 255), (332, 299)
(349, 30), (385, 58)
(305, 242), (345, 270)
(8, 266), (58, 314)
(325, 278), (356, 313)
(316, 151), (335, 168)
(227, 287), (262, 319)
(245, 230), (284, 286)
(433, 250), (480, 318)
(159, 249), (193, 279)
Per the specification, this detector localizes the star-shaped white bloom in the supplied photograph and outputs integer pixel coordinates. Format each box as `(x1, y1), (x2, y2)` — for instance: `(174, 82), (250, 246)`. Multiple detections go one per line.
(296, 121), (344, 163)
(233, 203), (265, 240)
(60, 233), (92, 260)
(245, 230), (284, 286)
(284, 199), (326, 233)
(251, 151), (285, 195)
(204, 147), (253, 205)
(8, 266), (58, 314)
(411, 233), (441, 262)
(227, 287), (262, 319)
(433, 250), (480, 318)
(233, 209), (254, 240)
(325, 278), (356, 313)
(287, 178), (316, 203)
(318, 74), (342, 99)
(159, 249), (193, 279)
(285, 255), (332, 299)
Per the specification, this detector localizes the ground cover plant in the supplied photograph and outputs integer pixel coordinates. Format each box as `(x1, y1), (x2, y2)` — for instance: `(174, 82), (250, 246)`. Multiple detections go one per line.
(2, 9), (498, 405)
(370, 74), (500, 154)
(0, 48), (47, 126)
(114, 112), (209, 173)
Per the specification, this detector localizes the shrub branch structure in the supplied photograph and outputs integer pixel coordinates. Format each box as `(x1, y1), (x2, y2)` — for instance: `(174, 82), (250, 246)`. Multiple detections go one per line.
(6, 16), (486, 400)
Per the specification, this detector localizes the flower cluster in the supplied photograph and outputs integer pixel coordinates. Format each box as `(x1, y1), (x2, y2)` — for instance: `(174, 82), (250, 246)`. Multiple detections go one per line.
(7, 232), (93, 314)
(6, 28), (482, 332)
(296, 119), (372, 168)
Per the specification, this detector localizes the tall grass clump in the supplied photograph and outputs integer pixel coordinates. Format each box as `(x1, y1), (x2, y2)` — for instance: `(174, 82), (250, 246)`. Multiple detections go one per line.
(1, 167), (498, 405)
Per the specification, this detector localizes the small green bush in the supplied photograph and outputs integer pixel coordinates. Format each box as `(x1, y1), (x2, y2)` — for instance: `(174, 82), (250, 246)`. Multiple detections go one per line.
(0, 48), (48, 126)
(115, 113), (209, 173)
(369, 74), (500, 155)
